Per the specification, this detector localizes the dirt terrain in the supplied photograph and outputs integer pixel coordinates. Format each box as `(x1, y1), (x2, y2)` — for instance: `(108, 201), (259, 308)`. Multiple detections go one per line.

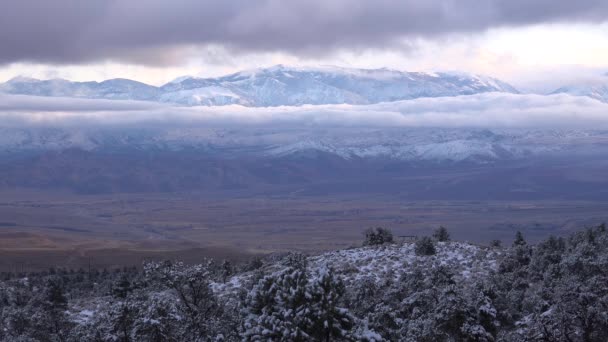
(1, 188), (606, 271)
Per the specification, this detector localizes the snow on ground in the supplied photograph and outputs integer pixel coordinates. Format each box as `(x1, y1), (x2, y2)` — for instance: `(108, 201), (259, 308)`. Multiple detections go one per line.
(72, 309), (95, 324)
(65, 241), (501, 327)
(216, 241), (501, 295)
(308, 241), (500, 286)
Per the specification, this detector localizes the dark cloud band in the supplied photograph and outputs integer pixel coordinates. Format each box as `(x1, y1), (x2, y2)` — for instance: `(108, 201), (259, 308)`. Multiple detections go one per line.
(1, 0), (607, 65)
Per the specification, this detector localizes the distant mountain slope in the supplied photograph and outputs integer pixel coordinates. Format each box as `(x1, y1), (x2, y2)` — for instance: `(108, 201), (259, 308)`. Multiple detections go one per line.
(0, 127), (593, 162)
(0, 76), (160, 101)
(160, 65), (519, 106)
(551, 82), (608, 103)
(0, 65), (518, 106)
(0, 127), (607, 197)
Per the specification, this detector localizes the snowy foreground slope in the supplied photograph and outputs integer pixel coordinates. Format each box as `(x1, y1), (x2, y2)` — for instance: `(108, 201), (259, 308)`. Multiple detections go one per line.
(215, 241), (500, 296)
(70, 240), (501, 341)
(1, 225), (608, 341)
(309, 241), (498, 283)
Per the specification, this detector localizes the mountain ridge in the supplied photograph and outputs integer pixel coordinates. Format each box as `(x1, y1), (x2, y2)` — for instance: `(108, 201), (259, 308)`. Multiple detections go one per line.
(551, 83), (608, 103)
(0, 65), (518, 107)
(7, 66), (608, 105)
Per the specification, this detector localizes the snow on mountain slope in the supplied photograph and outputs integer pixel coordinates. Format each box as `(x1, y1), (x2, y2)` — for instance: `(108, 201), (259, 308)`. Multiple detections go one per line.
(0, 127), (603, 163)
(0, 76), (160, 101)
(163, 65), (518, 107)
(551, 83), (608, 103)
(549, 73), (608, 103)
(258, 128), (590, 162)
(264, 139), (519, 162)
(0, 65), (518, 107)
(158, 86), (244, 106)
(0, 127), (98, 152)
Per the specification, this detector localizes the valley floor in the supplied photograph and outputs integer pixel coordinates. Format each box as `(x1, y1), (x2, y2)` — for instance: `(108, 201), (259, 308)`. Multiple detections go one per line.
(0, 189), (606, 271)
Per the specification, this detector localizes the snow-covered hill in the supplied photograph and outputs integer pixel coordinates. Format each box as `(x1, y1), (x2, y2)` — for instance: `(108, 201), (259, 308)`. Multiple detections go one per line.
(0, 65), (518, 107)
(215, 240), (500, 297)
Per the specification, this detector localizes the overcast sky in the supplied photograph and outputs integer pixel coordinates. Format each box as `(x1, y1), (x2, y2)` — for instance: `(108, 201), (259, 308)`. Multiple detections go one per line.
(1, 1), (608, 92)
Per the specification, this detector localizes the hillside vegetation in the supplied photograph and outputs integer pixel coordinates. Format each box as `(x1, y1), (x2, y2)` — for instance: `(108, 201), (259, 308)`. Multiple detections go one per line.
(0, 225), (607, 341)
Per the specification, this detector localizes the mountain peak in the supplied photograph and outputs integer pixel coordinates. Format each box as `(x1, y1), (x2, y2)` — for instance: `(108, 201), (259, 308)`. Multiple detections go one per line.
(7, 75), (41, 83)
(551, 75), (608, 103)
(168, 75), (194, 84)
(266, 63), (288, 71)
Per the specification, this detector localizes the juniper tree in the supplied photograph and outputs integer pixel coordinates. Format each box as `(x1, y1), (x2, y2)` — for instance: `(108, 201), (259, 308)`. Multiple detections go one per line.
(433, 226), (450, 242)
(364, 227), (394, 246)
(144, 261), (225, 340)
(415, 237), (436, 256)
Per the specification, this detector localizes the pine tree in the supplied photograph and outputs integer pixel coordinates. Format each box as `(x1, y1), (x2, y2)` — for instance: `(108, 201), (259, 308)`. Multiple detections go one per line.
(112, 274), (133, 299)
(308, 267), (354, 341)
(221, 260), (233, 283)
(132, 293), (180, 342)
(513, 231), (526, 246)
(244, 265), (355, 341)
(29, 277), (73, 341)
(244, 267), (312, 341)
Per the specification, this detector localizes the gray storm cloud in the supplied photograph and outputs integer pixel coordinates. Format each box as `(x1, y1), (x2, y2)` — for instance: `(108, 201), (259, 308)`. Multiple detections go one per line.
(1, 0), (608, 65)
(1, 93), (608, 129)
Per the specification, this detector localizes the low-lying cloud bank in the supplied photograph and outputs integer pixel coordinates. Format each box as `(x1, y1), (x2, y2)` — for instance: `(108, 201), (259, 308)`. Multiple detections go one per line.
(1, 92), (608, 129)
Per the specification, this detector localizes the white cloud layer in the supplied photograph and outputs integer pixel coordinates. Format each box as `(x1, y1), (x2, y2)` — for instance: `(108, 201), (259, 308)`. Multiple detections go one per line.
(1, 93), (608, 130)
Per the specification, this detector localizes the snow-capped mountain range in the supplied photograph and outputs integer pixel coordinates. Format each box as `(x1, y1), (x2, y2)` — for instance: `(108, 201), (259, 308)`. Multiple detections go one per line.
(3, 65), (608, 107)
(0, 65), (519, 107)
